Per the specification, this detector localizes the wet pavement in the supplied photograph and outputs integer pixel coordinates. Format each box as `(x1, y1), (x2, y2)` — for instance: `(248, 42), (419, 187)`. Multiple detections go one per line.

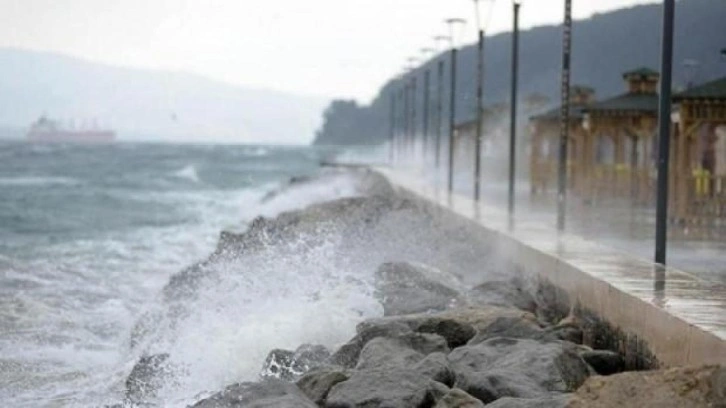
(377, 167), (726, 357)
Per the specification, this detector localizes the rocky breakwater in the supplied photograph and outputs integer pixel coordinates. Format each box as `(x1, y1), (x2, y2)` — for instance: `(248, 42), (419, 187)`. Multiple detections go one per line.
(123, 169), (725, 407)
(190, 260), (726, 408)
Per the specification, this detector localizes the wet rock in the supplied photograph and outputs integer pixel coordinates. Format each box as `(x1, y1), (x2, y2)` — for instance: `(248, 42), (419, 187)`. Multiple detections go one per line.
(191, 378), (316, 408)
(533, 280), (571, 324)
(357, 307), (537, 351)
(327, 321), (414, 368)
(434, 388), (485, 408)
(296, 366), (351, 405)
(354, 333), (448, 371)
(124, 353), (170, 403)
(467, 280), (537, 313)
(355, 337), (426, 371)
(260, 344), (330, 381)
(325, 368), (448, 408)
(414, 315), (478, 350)
(447, 337), (590, 403)
(467, 316), (546, 344)
(484, 394), (570, 407)
(579, 349), (625, 376)
(545, 322), (583, 345)
(374, 262), (466, 316)
(569, 365), (726, 408)
(414, 352), (457, 387)
(162, 261), (215, 302)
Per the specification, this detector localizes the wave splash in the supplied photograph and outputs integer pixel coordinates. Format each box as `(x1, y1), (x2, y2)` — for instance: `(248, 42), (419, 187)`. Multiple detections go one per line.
(0, 176), (81, 186)
(170, 165), (201, 183)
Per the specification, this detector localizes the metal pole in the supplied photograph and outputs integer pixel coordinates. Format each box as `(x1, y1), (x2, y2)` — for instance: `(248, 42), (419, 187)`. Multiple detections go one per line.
(411, 76), (417, 163)
(474, 29), (485, 202)
(399, 86), (405, 165)
(448, 48), (458, 194)
(557, 0), (573, 231)
(423, 68), (431, 165)
(389, 90), (396, 165)
(655, 0), (675, 265)
(403, 81), (409, 164)
(436, 59), (445, 170)
(509, 3), (520, 215)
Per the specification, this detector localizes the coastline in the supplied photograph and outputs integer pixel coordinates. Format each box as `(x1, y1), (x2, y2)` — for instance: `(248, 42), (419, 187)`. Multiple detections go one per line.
(119, 168), (725, 407)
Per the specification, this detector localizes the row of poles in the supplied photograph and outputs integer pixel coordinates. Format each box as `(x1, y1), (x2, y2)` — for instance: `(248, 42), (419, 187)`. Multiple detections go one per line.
(388, 0), (676, 267)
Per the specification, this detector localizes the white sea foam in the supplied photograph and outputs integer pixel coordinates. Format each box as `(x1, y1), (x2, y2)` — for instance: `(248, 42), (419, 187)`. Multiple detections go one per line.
(170, 164), (201, 183)
(245, 146), (270, 157)
(0, 176), (81, 186)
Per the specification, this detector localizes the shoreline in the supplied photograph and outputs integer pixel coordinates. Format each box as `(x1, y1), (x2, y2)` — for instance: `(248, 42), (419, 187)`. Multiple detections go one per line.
(120, 168), (725, 407)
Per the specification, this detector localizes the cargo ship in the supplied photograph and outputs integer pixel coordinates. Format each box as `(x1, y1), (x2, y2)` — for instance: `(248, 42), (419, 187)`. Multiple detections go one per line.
(27, 116), (115, 143)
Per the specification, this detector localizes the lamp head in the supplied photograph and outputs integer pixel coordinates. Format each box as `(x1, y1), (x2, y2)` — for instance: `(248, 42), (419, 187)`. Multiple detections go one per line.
(444, 18), (467, 48)
(472, 0), (496, 31)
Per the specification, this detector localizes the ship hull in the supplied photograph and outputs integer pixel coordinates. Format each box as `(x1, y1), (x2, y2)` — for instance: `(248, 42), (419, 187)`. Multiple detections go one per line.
(27, 130), (116, 143)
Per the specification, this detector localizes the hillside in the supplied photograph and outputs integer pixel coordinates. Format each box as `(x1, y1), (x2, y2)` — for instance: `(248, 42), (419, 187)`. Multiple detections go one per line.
(0, 49), (329, 144)
(314, 0), (726, 146)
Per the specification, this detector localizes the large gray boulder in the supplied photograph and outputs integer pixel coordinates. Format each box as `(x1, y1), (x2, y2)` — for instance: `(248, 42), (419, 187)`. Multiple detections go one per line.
(190, 379), (317, 408)
(434, 388), (485, 407)
(327, 320), (415, 368)
(355, 333), (448, 371)
(484, 394), (571, 407)
(296, 366), (352, 406)
(413, 352), (457, 387)
(579, 349), (625, 376)
(374, 262), (466, 316)
(124, 353), (170, 404)
(325, 368), (448, 408)
(357, 307), (531, 350)
(466, 280), (537, 313)
(448, 337), (590, 404)
(260, 344), (330, 381)
(467, 316), (584, 345)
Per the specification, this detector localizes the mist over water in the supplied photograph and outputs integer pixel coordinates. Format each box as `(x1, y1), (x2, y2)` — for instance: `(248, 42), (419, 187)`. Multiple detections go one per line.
(3, 142), (496, 407)
(0, 142), (355, 406)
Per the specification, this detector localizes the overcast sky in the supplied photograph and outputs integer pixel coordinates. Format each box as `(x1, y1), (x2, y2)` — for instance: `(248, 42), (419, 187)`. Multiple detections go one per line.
(1, 0), (660, 102)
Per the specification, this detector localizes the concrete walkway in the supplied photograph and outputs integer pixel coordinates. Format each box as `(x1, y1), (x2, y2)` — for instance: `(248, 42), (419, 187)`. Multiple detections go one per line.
(377, 167), (726, 366)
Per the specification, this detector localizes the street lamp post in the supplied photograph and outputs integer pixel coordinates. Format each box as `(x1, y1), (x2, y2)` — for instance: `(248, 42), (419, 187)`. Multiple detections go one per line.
(421, 48), (436, 166)
(654, 0), (676, 265)
(472, 0), (494, 202)
(389, 88), (396, 165)
(434, 35), (451, 174)
(557, 0), (573, 231)
(509, 0), (522, 216)
(408, 57), (421, 166)
(445, 18), (466, 195)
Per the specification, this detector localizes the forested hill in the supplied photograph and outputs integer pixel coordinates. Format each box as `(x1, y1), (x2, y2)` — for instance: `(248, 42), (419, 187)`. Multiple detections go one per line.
(313, 0), (726, 146)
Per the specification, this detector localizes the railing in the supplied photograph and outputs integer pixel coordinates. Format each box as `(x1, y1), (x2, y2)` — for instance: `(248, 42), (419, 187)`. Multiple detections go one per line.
(590, 165), (655, 204)
(531, 162), (657, 205)
(685, 171), (726, 222)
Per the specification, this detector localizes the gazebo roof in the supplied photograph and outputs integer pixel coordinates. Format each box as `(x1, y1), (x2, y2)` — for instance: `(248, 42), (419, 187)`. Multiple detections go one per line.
(530, 104), (589, 122)
(623, 67), (659, 79)
(584, 92), (658, 115)
(673, 76), (726, 101)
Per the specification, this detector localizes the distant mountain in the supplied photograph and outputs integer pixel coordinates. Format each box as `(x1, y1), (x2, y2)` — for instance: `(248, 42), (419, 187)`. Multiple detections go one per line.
(0, 49), (329, 144)
(314, 0), (726, 146)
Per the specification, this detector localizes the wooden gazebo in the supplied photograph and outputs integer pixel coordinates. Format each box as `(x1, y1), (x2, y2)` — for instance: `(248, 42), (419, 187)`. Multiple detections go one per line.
(670, 76), (726, 223)
(529, 86), (595, 195)
(581, 68), (660, 203)
(453, 103), (509, 178)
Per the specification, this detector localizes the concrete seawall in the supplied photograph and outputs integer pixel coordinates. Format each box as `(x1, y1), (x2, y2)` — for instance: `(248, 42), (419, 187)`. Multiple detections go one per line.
(376, 168), (726, 368)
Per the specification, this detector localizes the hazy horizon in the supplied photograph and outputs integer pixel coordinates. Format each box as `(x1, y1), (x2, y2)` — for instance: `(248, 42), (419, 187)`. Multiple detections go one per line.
(2, 0), (661, 102)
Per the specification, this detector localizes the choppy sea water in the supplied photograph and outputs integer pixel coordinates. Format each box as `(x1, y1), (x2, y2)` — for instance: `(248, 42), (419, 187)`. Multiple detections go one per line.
(0, 142), (380, 407)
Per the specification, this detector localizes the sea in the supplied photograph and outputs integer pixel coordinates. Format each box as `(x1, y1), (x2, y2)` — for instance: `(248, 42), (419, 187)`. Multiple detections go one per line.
(0, 142), (384, 407)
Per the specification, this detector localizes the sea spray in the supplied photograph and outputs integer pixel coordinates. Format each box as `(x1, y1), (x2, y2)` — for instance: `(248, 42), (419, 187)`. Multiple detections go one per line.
(122, 168), (505, 406)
